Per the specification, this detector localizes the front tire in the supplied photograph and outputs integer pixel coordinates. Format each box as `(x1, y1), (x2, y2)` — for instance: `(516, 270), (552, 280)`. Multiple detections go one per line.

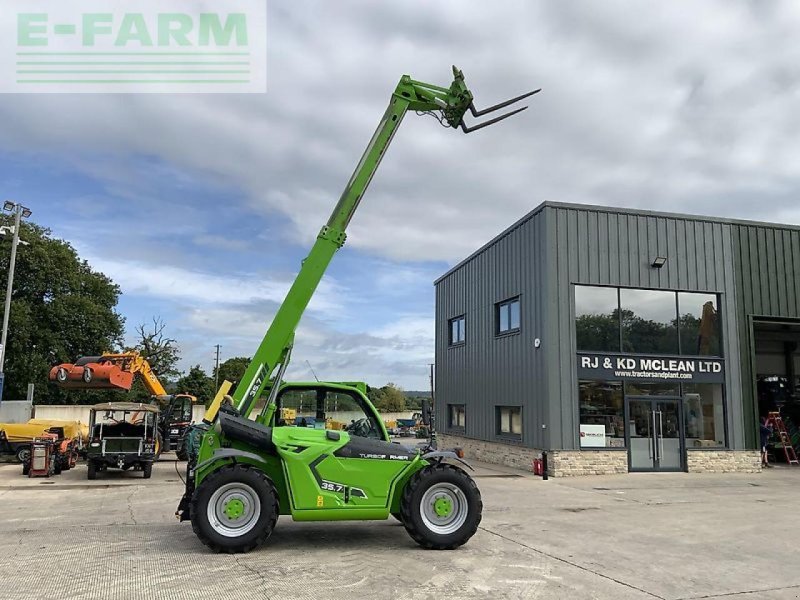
(400, 463), (482, 550)
(87, 461), (97, 480)
(142, 462), (152, 479)
(190, 465), (278, 553)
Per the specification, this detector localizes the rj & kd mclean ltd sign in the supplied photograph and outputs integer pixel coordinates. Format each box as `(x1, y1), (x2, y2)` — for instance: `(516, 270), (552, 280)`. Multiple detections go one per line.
(577, 353), (725, 384)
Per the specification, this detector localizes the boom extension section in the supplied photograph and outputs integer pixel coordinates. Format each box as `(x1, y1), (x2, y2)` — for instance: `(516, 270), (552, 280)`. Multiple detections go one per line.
(232, 66), (539, 419)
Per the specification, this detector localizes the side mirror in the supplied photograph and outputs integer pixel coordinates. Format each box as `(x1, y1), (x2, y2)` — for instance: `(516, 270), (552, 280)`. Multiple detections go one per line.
(421, 399), (432, 426)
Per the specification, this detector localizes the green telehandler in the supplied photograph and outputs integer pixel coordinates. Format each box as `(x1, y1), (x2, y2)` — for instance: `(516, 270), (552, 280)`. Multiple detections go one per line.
(176, 67), (538, 553)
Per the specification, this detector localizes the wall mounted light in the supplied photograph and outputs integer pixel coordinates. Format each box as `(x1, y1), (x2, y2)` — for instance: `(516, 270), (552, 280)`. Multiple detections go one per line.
(651, 256), (667, 269)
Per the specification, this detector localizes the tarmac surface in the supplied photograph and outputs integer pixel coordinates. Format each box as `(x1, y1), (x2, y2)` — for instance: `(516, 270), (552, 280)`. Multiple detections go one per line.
(1, 455), (798, 600)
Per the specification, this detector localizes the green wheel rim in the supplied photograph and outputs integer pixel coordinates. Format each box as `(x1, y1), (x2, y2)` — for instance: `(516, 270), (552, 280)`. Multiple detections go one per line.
(207, 482), (261, 538)
(420, 482), (468, 535)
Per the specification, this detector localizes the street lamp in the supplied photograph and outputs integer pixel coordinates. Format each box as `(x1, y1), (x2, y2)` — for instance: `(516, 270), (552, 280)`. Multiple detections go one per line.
(0, 201), (32, 404)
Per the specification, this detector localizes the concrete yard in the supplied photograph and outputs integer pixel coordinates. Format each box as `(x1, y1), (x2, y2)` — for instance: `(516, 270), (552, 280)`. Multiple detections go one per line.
(1, 456), (798, 600)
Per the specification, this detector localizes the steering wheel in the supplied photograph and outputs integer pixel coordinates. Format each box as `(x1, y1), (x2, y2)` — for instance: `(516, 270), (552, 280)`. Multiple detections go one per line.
(346, 418), (377, 439)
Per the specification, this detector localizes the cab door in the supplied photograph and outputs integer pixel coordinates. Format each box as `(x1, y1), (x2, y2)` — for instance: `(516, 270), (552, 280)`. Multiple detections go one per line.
(275, 428), (416, 517)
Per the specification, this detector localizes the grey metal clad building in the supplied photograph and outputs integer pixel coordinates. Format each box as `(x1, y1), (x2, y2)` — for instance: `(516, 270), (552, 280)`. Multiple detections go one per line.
(434, 201), (800, 475)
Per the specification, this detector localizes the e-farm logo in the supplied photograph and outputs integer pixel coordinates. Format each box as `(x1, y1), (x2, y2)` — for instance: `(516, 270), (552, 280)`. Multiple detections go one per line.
(1, 0), (267, 93)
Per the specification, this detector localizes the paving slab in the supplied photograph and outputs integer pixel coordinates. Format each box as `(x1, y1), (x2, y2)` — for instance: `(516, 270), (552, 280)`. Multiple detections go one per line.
(0, 461), (798, 599)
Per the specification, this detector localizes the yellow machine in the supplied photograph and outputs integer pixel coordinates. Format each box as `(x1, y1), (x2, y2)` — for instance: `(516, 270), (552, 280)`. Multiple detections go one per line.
(0, 419), (87, 462)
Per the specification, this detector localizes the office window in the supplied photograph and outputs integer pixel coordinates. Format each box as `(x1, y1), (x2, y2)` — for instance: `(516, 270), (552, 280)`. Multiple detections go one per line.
(678, 293), (720, 356)
(578, 380), (624, 448)
(449, 315), (466, 345)
(449, 404), (466, 430)
(620, 288), (679, 354)
(496, 406), (522, 438)
(496, 297), (520, 334)
(575, 286), (722, 358)
(575, 286), (620, 352)
(683, 383), (725, 448)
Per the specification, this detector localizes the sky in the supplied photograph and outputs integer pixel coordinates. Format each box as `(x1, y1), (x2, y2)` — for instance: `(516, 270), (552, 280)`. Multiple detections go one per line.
(1, 1), (799, 389)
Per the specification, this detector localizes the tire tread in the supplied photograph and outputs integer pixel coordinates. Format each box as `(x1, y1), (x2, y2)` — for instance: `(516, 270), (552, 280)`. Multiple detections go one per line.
(399, 462), (482, 550)
(190, 464), (278, 553)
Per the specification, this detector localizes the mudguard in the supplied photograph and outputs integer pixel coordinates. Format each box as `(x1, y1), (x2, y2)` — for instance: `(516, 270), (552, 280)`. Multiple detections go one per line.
(422, 450), (474, 471)
(192, 448), (270, 476)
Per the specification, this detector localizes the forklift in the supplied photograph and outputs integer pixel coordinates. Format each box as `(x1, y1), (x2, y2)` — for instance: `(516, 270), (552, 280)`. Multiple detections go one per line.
(176, 66), (538, 553)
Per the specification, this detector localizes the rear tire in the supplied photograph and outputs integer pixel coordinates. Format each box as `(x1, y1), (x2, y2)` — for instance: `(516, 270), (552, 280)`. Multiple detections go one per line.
(142, 462), (152, 479)
(16, 445), (30, 463)
(87, 461), (97, 480)
(400, 463), (482, 550)
(176, 436), (189, 461)
(22, 463), (29, 476)
(190, 465), (278, 553)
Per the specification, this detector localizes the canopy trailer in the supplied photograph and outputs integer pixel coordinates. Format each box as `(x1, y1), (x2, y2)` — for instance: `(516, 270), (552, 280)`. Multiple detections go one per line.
(86, 402), (160, 480)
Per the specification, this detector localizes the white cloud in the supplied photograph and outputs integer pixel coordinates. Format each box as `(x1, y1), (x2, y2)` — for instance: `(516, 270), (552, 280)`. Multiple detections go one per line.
(5, 1), (800, 387)
(4, 2), (800, 264)
(82, 252), (345, 317)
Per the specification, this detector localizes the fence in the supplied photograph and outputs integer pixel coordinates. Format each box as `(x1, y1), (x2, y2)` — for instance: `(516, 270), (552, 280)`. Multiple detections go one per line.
(0, 400), (33, 423)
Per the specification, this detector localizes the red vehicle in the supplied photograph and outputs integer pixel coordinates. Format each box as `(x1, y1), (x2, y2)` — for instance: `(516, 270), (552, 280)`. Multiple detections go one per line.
(49, 355), (135, 390)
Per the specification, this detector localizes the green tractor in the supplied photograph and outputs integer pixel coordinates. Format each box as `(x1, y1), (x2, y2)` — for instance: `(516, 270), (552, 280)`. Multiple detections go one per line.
(176, 67), (537, 552)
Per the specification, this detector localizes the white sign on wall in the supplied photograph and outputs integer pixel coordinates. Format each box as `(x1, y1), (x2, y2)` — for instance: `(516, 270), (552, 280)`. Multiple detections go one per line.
(579, 424), (606, 448)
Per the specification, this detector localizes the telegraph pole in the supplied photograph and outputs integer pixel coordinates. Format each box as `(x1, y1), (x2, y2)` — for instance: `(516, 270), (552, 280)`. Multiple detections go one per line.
(0, 202), (31, 404)
(214, 344), (221, 390)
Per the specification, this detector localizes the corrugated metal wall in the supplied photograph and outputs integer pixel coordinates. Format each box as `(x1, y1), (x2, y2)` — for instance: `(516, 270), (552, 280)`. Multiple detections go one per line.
(732, 225), (800, 447)
(434, 209), (550, 449)
(435, 202), (800, 452)
(545, 205), (744, 450)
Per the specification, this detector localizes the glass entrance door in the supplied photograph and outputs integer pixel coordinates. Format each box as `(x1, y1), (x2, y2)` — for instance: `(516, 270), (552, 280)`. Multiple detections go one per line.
(627, 397), (683, 472)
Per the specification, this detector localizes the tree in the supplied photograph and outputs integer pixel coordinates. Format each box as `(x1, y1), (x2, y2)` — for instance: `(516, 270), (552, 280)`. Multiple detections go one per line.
(119, 317), (182, 403)
(372, 383), (406, 412)
(0, 218), (125, 404)
(134, 317), (180, 381)
(175, 365), (216, 407)
(215, 356), (250, 388)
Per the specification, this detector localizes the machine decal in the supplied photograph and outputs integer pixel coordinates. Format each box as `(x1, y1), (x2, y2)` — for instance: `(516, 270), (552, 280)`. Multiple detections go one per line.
(357, 453), (410, 460)
(242, 363), (266, 406)
(333, 436), (416, 461)
(309, 454), (367, 499)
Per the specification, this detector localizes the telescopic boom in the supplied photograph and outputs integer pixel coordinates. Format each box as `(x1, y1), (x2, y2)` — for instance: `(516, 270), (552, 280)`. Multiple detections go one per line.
(232, 66), (539, 418)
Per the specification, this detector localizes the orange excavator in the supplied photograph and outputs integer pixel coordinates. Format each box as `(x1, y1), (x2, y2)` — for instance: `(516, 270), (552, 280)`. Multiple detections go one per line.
(49, 351), (199, 459)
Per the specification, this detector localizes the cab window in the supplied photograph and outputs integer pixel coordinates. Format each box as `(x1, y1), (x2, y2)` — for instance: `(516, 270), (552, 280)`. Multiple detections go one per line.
(172, 398), (192, 421)
(276, 387), (382, 439)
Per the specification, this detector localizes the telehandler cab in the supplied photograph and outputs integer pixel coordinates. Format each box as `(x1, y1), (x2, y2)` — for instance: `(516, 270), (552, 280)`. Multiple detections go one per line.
(177, 67), (537, 553)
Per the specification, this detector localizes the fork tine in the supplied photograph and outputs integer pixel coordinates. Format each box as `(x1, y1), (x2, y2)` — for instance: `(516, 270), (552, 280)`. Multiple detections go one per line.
(469, 89), (541, 118)
(459, 106), (529, 134)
